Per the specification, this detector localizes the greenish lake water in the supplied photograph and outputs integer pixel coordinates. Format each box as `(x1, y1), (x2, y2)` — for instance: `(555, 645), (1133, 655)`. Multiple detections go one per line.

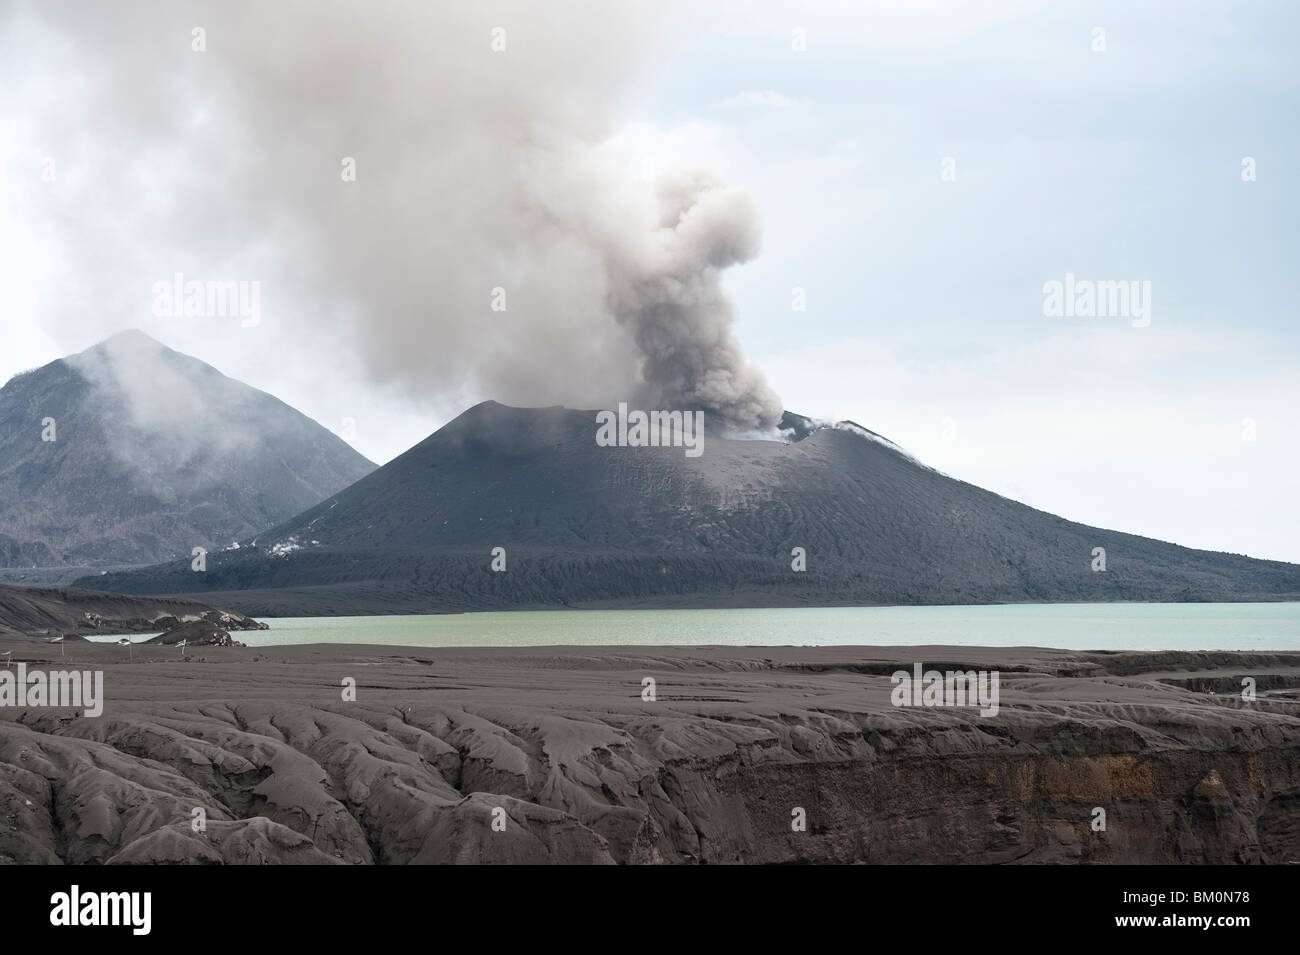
(203, 603), (1300, 651)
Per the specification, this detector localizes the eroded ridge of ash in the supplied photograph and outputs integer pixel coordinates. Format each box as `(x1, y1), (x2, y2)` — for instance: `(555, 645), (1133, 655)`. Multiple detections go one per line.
(0, 639), (1296, 864)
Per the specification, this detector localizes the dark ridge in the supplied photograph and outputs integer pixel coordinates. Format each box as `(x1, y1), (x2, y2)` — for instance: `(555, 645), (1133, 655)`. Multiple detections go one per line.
(0, 582), (266, 637)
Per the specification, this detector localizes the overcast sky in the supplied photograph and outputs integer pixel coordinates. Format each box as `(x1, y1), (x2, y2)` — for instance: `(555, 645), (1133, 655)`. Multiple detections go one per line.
(2, 0), (1297, 562)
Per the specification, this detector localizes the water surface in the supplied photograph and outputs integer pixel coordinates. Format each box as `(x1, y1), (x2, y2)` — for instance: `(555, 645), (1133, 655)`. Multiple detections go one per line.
(213, 602), (1300, 651)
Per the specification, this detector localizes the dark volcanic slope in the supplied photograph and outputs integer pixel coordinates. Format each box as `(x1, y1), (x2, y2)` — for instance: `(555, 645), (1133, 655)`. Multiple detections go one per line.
(0, 583), (266, 638)
(0, 639), (1297, 864)
(0, 330), (375, 567)
(87, 400), (1300, 614)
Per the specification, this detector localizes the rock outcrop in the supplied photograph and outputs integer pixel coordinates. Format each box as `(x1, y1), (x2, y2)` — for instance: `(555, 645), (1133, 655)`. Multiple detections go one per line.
(0, 583), (267, 638)
(145, 620), (243, 647)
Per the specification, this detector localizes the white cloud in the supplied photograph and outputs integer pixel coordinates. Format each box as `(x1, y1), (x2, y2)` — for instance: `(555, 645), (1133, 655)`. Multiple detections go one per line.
(715, 90), (801, 110)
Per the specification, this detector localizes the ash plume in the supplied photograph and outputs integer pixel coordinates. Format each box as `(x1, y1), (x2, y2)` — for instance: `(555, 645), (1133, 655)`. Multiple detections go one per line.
(2, 0), (783, 432)
(608, 170), (782, 429)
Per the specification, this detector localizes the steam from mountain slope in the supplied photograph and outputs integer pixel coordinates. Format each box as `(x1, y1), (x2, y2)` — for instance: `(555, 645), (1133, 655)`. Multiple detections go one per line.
(3, 0), (782, 431)
(65, 330), (285, 480)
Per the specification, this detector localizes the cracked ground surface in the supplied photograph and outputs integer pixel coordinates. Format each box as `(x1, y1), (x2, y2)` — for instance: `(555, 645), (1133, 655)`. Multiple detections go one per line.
(1, 638), (1298, 864)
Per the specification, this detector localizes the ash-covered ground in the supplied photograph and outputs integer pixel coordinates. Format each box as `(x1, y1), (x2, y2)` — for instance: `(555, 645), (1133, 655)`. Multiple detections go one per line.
(1, 635), (1296, 864)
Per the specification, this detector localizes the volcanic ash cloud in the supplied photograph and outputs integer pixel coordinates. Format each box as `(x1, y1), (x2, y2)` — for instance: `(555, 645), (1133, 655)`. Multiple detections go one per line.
(603, 169), (783, 430)
(6, 0), (783, 431)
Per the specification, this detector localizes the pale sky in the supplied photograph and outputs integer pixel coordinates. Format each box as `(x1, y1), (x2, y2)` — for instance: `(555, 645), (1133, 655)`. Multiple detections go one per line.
(2, 0), (1297, 562)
